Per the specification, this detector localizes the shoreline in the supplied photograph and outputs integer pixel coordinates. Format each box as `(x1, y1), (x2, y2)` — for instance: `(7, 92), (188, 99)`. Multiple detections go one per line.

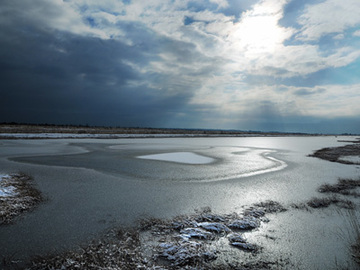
(0, 123), (334, 139)
(309, 139), (360, 165)
(11, 179), (360, 269)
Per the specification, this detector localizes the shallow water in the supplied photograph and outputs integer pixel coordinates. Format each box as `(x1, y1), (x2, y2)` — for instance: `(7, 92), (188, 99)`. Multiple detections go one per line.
(0, 136), (359, 268)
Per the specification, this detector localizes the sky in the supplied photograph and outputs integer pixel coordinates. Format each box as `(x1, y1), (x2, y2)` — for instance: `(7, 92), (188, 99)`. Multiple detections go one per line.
(1, 0), (360, 134)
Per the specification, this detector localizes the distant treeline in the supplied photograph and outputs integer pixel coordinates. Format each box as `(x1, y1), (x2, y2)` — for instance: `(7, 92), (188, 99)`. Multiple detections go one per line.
(0, 122), (329, 136)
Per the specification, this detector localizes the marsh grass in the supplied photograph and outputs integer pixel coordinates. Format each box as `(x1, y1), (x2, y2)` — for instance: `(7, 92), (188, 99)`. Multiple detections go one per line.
(1, 252), (22, 270)
(319, 178), (360, 197)
(253, 200), (287, 213)
(307, 196), (355, 209)
(348, 211), (360, 266)
(27, 202), (291, 269)
(309, 143), (360, 165)
(28, 228), (148, 270)
(335, 209), (360, 268)
(0, 173), (43, 225)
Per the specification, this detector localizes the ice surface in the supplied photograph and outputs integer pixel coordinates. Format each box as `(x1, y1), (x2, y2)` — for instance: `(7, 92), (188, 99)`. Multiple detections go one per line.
(338, 155), (360, 164)
(1, 136), (359, 269)
(137, 152), (215, 164)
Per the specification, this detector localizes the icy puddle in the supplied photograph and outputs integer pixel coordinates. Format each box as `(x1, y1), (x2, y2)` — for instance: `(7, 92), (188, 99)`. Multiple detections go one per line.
(137, 152), (215, 164)
(338, 155), (360, 164)
(11, 144), (287, 182)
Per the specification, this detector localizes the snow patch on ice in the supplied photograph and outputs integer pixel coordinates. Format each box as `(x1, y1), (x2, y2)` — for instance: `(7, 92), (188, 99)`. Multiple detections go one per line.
(137, 152), (215, 164)
(0, 174), (18, 197)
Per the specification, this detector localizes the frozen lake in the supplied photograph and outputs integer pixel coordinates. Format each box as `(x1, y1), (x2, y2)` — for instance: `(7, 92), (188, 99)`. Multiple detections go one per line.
(0, 136), (359, 268)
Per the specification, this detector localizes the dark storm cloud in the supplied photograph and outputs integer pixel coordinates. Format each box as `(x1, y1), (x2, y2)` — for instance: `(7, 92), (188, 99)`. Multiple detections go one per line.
(0, 12), (196, 126)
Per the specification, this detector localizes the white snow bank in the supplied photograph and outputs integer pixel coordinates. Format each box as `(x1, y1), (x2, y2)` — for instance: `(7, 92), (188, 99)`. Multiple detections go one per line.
(0, 174), (18, 197)
(137, 152), (215, 164)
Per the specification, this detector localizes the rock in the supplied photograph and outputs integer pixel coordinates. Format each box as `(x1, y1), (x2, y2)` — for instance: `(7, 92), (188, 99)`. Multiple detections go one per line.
(180, 227), (214, 240)
(244, 209), (265, 218)
(228, 216), (260, 230)
(228, 233), (246, 243)
(230, 242), (257, 251)
(172, 219), (197, 230)
(196, 214), (226, 222)
(198, 222), (231, 233)
(172, 221), (184, 230)
(158, 241), (217, 266)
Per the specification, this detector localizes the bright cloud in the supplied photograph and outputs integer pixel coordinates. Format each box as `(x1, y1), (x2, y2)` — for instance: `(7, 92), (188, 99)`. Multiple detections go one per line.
(298, 0), (360, 41)
(226, 0), (293, 54)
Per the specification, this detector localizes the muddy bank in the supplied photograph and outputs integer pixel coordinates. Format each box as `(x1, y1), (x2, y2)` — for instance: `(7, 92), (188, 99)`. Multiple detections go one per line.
(19, 191), (360, 269)
(3, 180), (360, 269)
(25, 201), (290, 270)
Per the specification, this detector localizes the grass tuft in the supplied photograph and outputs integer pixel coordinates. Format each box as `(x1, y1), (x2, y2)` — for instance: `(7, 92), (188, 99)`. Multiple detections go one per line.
(307, 196), (355, 209)
(348, 211), (360, 266)
(318, 178), (360, 197)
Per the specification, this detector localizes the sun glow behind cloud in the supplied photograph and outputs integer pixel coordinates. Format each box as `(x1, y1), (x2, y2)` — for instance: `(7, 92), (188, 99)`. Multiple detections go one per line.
(227, 0), (292, 55)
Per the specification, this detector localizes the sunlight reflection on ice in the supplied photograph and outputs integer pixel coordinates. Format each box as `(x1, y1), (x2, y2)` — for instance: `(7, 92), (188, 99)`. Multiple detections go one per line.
(135, 147), (287, 182)
(137, 152), (215, 164)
